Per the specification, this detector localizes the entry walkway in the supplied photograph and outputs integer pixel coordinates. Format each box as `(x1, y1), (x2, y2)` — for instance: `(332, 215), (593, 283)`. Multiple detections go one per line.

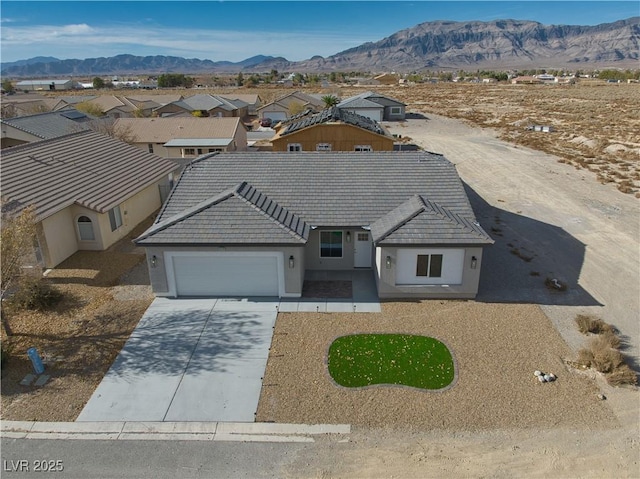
(278, 269), (381, 313)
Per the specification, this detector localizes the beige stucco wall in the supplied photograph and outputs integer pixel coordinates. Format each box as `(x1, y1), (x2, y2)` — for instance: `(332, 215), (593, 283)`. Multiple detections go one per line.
(143, 245), (305, 297)
(39, 208), (81, 268)
(375, 246), (485, 299)
(305, 228), (367, 270)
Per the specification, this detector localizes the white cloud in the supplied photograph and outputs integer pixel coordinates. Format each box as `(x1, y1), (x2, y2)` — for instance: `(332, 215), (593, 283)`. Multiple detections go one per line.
(0, 23), (370, 63)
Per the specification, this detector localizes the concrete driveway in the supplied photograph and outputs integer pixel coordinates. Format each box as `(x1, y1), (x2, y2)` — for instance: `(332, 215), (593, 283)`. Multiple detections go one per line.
(77, 298), (278, 422)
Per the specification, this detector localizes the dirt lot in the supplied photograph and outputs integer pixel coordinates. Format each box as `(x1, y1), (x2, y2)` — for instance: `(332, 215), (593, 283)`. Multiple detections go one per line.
(0, 220), (153, 421)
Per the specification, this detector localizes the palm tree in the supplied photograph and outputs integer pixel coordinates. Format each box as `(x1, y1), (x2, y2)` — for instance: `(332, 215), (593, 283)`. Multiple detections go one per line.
(321, 94), (339, 108)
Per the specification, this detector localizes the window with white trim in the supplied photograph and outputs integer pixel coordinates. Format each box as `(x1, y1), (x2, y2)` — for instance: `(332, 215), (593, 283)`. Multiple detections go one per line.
(108, 205), (123, 232)
(390, 106), (402, 115)
(354, 145), (372, 152)
(183, 148), (196, 156)
(77, 216), (95, 241)
(416, 254), (443, 278)
(316, 143), (332, 151)
(320, 231), (343, 258)
(287, 143), (302, 152)
(147, 143), (154, 153)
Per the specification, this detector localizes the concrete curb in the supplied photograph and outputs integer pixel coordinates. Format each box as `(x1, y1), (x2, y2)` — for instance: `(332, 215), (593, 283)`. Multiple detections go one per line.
(0, 421), (351, 443)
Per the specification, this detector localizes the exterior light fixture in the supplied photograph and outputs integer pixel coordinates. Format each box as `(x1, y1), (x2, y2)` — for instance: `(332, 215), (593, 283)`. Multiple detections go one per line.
(151, 255), (157, 268)
(346, 231), (351, 243)
(386, 255), (392, 269)
(289, 255), (295, 268)
(471, 256), (477, 269)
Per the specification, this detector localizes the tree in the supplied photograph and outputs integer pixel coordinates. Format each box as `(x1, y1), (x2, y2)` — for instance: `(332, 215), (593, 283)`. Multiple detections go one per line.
(92, 77), (105, 89)
(236, 72), (244, 87)
(1, 202), (37, 336)
(2, 79), (14, 94)
(321, 94), (339, 108)
(157, 73), (194, 88)
(288, 101), (305, 115)
(87, 118), (137, 144)
(75, 101), (105, 117)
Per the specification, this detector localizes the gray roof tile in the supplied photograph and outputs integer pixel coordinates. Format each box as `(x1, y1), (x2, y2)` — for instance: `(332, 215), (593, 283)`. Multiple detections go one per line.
(1, 111), (91, 139)
(136, 151), (492, 246)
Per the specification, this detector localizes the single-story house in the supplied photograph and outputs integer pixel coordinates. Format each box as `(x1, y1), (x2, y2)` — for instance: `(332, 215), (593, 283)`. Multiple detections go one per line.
(270, 107), (395, 152)
(15, 79), (77, 91)
(135, 151), (493, 299)
(256, 91), (325, 122)
(114, 117), (248, 160)
(337, 91), (406, 121)
(153, 94), (249, 119)
(1, 131), (180, 268)
(82, 95), (136, 118)
(511, 76), (543, 85)
(1, 110), (92, 149)
(220, 94), (263, 116)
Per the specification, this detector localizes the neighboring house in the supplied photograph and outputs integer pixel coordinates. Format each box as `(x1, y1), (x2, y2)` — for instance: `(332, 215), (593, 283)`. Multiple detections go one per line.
(114, 117), (248, 159)
(1, 110), (92, 149)
(153, 94), (249, 119)
(338, 91), (406, 121)
(83, 95), (136, 118)
(511, 76), (542, 85)
(256, 91), (325, 122)
(1, 95), (60, 117)
(221, 94), (263, 116)
(15, 79), (77, 91)
(135, 151), (493, 300)
(270, 107), (395, 152)
(50, 95), (98, 111)
(1, 131), (180, 269)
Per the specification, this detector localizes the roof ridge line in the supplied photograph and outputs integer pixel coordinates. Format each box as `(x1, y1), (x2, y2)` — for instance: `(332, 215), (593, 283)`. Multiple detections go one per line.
(374, 195), (426, 243)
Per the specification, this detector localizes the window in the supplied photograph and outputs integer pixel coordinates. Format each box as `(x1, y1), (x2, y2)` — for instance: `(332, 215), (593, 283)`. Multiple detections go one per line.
(316, 143), (332, 151)
(390, 106), (402, 115)
(108, 205), (123, 232)
(287, 143), (302, 152)
(320, 231), (343, 258)
(77, 216), (95, 241)
(147, 143), (154, 153)
(416, 254), (443, 278)
(183, 148), (196, 156)
(354, 145), (372, 152)
(197, 148), (203, 155)
(208, 148), (223, 153)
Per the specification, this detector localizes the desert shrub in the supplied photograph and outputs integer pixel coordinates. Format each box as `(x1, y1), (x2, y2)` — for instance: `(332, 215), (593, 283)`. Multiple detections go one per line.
(574, 314), (614, 335)
(605, 365), (638, 387)
(578, 336), (624, 374)
(10, 277), (62, 311)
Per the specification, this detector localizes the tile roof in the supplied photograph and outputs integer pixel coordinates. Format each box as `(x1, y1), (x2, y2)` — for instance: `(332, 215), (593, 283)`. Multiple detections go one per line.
(136, 182), (309, 245)
(136, 152), (492, 246)
(279, 107), (390, 137)
(340, 91), (406, 107)
(113, 117), (241, 143)
(336, 97), (383, 109)
(1, 111), (92, 139)
(181, 94), (247, 112)
(1, 131), (180, 222)
(370, 195), (493, 245)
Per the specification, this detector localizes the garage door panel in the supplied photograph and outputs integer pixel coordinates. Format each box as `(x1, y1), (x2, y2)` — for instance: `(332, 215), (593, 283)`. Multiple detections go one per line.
(172, 255), (279, 297)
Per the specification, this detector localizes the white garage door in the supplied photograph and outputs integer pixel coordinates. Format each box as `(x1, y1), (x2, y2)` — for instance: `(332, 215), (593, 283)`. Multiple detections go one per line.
(172, 254), (280, 297)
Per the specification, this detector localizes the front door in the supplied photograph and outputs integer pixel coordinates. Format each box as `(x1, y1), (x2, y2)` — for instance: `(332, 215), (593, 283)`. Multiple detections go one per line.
(354, 232), (372, 268)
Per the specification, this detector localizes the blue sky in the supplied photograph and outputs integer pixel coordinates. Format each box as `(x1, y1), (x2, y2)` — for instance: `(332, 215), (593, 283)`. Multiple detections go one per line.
(1, 1), (638, 63)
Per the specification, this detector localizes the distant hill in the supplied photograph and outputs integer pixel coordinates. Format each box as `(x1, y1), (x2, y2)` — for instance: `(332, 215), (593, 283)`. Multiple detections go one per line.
(2, 17), (638, 77)
(257, 17), (640, 72)
(0, 54), (277, 77)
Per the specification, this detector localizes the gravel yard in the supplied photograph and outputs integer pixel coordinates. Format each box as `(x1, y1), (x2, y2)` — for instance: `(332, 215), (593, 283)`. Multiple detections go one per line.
(257, 301), (617, 431)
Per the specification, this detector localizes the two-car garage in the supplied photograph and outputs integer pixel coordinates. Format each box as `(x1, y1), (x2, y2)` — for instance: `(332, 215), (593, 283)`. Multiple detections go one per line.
(165, 252), (284, 297)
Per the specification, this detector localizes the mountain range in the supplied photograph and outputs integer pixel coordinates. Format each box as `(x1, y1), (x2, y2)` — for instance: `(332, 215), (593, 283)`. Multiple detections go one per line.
(2, 17), (638, 77)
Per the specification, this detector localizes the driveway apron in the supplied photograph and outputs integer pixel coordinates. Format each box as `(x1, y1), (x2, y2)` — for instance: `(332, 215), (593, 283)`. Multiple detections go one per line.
(76, 298), (278, 422)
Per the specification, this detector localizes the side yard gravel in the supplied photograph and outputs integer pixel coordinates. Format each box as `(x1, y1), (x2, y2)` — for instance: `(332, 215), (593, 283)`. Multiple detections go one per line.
(256, 301), (618, 431)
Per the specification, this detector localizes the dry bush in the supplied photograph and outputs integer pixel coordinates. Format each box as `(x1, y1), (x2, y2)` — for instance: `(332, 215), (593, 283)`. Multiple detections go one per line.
(577, 336), (624, 374)
(574, 314), (614, 335)
(605, 365), (638, 387)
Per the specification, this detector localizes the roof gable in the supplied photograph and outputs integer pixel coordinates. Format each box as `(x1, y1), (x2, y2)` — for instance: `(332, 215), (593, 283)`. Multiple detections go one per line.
(371, 195), (493, 245)
(114, 117), (240, 143)
(137, 182), (309, 245)
(279, 107), (391, 137)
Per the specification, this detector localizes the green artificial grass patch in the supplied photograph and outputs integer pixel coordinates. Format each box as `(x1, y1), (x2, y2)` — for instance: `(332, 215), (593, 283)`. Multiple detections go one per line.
(328, 334), (454, 390)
